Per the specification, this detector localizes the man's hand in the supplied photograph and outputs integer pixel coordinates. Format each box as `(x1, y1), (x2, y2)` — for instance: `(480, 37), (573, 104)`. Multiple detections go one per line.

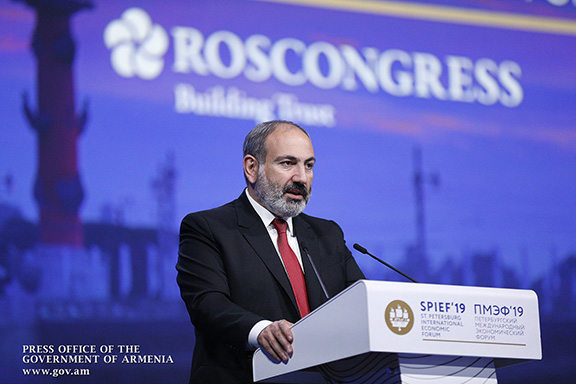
(257, 320), (294, 362)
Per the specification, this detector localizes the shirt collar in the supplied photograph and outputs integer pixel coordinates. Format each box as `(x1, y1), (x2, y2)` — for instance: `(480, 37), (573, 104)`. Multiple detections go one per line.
(245, 189), (294, 234)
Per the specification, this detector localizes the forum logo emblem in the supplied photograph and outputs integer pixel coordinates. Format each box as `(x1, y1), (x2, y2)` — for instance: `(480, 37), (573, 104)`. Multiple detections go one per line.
(385, 300), (414, 335)
(104, 8), (169, 80)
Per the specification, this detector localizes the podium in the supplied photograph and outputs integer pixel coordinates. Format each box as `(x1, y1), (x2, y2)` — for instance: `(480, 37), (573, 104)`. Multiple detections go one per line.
(253, 280), (541, 383)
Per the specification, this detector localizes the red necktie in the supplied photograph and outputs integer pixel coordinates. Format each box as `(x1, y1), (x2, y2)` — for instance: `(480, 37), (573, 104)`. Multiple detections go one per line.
(272, 219), (310, 317)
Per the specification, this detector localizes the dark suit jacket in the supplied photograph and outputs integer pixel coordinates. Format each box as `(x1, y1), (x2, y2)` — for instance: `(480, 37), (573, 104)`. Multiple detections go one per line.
(176, 192), (365, 383)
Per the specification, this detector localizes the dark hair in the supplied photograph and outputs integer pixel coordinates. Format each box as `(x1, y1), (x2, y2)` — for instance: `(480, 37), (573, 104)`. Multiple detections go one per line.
(243, 120), (309, 164)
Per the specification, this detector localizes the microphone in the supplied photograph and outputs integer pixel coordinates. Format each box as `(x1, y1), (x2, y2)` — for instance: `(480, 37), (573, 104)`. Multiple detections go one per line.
(301, 244), (330, 300)
(353, 243), (419, 283)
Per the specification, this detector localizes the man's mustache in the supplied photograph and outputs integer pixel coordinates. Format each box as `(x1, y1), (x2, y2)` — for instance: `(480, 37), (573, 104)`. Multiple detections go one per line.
(283, 183), (309, 198)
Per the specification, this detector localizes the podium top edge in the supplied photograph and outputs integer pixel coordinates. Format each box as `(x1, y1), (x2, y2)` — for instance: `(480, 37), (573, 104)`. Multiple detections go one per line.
(355, 279), (538, 296)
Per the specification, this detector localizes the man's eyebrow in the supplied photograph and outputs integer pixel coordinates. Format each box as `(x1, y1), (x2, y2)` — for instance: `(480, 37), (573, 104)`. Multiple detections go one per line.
(273, 155), (297, 162)
(273, 155), (316, 163)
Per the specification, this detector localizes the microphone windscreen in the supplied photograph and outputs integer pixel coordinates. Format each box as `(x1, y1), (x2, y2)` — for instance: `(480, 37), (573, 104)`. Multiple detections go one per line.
(353, 243), (368, 254)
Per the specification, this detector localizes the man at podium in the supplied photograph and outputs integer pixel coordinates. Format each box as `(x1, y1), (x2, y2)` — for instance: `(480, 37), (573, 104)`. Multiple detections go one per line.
(177, 120), (365, 383)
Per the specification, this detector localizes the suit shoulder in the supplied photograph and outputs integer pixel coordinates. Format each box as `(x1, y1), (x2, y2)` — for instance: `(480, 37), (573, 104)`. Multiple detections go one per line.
(181, 200), (237, 225)
(298, 213), (342, 232)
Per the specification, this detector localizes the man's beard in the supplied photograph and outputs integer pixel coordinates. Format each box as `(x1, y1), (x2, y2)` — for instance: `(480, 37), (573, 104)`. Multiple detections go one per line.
(254, 168), (311, 218)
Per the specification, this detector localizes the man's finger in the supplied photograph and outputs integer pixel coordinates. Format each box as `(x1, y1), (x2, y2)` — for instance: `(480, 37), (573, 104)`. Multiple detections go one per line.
(258, 320), (294, 362)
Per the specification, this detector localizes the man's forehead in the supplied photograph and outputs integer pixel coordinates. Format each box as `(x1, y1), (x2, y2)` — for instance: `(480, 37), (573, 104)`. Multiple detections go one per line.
(265, 129), (314, 159)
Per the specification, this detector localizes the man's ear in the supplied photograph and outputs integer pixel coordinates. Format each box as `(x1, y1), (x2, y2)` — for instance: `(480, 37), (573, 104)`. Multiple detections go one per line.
(243, 155), (259, 184)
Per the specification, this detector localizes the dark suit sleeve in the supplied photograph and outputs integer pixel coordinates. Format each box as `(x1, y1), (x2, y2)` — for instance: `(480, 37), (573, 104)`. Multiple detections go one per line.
(176, 212), (264, 348)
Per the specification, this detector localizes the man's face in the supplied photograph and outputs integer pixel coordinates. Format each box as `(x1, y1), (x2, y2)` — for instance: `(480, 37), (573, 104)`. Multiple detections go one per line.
(254, 125), (315, 218)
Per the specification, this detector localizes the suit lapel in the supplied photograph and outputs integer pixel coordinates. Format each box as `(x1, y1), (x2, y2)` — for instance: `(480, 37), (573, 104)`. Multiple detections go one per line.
(235, 193), (299, 313)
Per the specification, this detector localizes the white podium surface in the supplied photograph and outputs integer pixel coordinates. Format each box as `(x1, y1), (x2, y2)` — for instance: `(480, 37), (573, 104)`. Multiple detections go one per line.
(253, 280), (541, 383)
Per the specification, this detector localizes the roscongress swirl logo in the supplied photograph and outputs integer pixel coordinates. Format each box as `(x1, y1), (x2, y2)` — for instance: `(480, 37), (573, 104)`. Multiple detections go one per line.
(104, 8), (169, 80)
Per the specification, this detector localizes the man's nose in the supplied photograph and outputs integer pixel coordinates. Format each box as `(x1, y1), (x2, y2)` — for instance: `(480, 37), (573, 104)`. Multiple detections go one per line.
(291, 164), (309, 184)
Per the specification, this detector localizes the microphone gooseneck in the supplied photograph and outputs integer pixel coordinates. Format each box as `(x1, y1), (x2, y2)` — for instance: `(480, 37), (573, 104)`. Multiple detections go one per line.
(301, 244), (330, 300)
(353, 243), (419, 283)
